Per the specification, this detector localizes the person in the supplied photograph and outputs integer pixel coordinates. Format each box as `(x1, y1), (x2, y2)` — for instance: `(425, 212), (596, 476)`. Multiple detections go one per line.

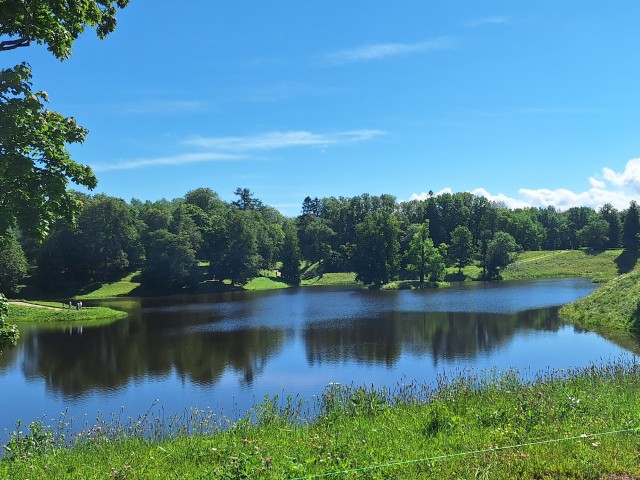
(78, 301), (83, 310)
(69, 301), (72, 310)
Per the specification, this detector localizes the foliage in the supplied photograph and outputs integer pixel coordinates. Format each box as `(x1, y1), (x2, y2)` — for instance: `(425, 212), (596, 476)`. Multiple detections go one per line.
(353, 210), (401, 285)
(577, 217), (610, 250)
(0, 232), (28, 294)
(0, 0), (129, 59)
(140, 230), (199, 289)
(448, 225), (474, 271)
(0, 293), (19, 353)
(2, 361), (640, 478)
(280, 220), (301, 285)
(486, 231), (519, 279)
(404, 220), (445, 283)
(0, 63), (96, 238)
(622, 200), (640, 250)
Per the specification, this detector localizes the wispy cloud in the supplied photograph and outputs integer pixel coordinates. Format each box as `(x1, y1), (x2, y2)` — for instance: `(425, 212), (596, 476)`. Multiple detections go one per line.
(464, 16), (509, 28)
(410, 158), (640, 211)
(92, 152), (242, 172)
(184, 130), (386, 151)
(93, 129), (385, 171)
(322, 37), (454, 66)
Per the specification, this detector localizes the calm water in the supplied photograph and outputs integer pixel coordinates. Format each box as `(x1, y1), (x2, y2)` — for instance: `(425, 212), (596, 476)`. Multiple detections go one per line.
(0, 278), (634, 440)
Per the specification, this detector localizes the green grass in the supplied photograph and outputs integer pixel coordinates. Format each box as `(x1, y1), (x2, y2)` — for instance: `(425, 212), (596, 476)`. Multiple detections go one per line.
(502, 249), (624, 282)
(76, 271), (141, 299)
(2, 360), (640, 479)
(8, 304), (127, 324)
(301, 272), (360, 286)
(244, 276), (291, 291)
(561, 268), (640, 334)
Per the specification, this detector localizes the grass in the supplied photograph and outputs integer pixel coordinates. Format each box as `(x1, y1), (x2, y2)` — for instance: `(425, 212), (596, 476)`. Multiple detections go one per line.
(502, 249), (624, 282)
(301, 272), (360, 286)
(76, 271), (141, 299)
(244, 276), (291, 291)
(2, 360), (640, 479)
(7, 304), (127, 324)
(560, 268), (640, 334)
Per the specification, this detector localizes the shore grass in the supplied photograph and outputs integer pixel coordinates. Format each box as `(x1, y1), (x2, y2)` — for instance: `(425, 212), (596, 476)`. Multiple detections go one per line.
(7, 304), (127, 324)
(244, 276), (291, 291)
(2, 360), (640, 479)
(561, 268), (640, 334)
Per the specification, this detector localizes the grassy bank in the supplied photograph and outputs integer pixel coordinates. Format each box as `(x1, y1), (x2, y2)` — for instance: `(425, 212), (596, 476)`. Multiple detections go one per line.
(8, 303), (127, 324)
(560, 268), (640, 334)
(2, 360), (640, 479)
(503, 249), (625, 282)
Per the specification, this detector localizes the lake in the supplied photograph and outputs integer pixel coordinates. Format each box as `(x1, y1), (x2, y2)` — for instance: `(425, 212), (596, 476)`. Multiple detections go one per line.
(0, 278), (634, 441)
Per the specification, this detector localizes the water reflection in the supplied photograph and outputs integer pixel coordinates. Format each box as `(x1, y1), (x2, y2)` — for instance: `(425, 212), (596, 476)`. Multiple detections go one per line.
(304, 308), (560, 367)
(10, 279), (603, 398)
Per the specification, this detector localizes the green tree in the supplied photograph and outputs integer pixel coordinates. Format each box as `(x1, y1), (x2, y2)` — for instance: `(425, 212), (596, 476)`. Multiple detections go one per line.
(486, 231), (519, 279)
(577, 218), (609, 250)
(140, 229), (199, 289)
(405, 221), (445, 283)
(1, 0), (129, 58)
(353, 211), (401, 286)
(622, 201), (640, 251)
(449, 225), (474, 272)
(0, 64), (96, 238)
(0, 293), (19, 354)
(216, 210), (262, 285)
(0, 233), (28, 294)
(280, 220), (301, 285)
(599, 203), (621, 249)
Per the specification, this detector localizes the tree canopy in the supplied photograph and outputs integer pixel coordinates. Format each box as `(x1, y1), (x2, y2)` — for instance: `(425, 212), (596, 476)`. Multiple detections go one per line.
(0, 0), (129, 59)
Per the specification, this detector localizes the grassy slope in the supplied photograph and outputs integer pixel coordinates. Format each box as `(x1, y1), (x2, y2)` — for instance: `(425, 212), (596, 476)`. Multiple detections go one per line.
(2, 362), (640, 479)
(560, 268), (640, 333)
(502, 249), (623, 282)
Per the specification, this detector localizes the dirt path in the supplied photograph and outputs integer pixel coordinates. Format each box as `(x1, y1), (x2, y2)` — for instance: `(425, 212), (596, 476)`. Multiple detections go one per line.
(9, 301), (65, 311)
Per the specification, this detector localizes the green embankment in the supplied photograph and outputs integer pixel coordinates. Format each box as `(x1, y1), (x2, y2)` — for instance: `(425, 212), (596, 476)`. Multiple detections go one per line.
(8, 303), (127, 324)
(2, 361), (639, 479)
(560, 268), (640, 334)
(503, 249), (623, 282)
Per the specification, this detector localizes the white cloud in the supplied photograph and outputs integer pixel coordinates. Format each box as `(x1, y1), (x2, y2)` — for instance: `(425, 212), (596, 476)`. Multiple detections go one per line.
(92, 152), (242, 172)
(408, 158), (640, 211)
(601, 158), (640, 189)
(184, 130), (386, 151)
(322, 37), (454, 66)
(464, 16), (509, 28)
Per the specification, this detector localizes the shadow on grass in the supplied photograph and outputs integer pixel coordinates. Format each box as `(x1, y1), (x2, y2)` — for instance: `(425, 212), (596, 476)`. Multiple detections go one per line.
(445, 271), (467, 282)
(615, 250), (640, 274)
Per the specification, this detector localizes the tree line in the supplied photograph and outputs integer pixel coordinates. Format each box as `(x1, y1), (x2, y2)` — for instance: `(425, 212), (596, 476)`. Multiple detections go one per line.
(2, 188), (640, 294)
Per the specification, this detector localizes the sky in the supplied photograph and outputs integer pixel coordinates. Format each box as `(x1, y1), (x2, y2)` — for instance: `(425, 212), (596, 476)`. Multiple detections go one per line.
(3, 1), (640, 216)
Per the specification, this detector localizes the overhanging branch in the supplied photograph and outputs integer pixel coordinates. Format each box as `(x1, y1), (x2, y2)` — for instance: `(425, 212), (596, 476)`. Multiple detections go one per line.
(0, 37), (31, 51)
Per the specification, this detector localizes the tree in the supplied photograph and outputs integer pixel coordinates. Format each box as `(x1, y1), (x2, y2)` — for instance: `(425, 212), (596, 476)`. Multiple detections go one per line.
(0, 293), (19, 354)
(140, 230), (199, 289)
(280, 220), (301, 285)
(216, 210), (262, 285)
(448, 225), (474, 272)
(1, 0), (130, 59)
(622, 201), (640, 251)
(352, 211), (400, 286)
(232, 187), (263, 211)
(486, 231), (519, 279)
(0, 232), (29, 294)
(578, 218), (609, 250)
(599, 203), (622, 249)
(404, 221), (445, 283)
(0, 64), (97, 238)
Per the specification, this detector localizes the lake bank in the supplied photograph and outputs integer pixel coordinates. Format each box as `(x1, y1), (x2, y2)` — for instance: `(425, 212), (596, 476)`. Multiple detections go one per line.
(2, 359), (639, 479)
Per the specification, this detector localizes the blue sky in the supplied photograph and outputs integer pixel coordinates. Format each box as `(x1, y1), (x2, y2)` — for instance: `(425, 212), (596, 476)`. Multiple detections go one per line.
(3, 1), (640, 215)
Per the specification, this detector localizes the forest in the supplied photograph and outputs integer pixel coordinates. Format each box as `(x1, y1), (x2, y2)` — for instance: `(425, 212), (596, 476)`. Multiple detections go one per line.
(1, 187), (639, 295)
